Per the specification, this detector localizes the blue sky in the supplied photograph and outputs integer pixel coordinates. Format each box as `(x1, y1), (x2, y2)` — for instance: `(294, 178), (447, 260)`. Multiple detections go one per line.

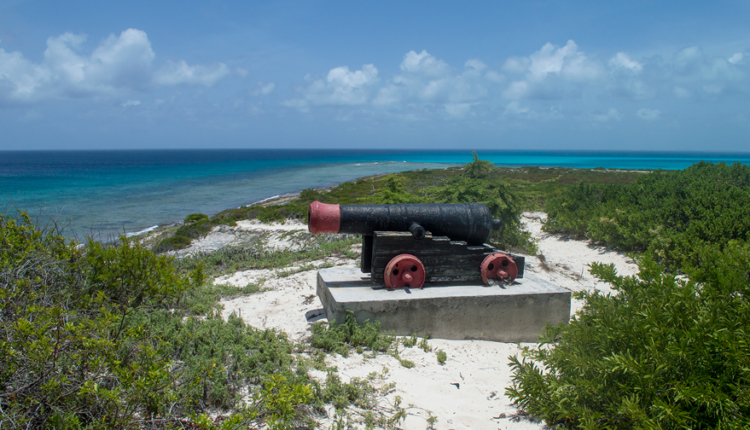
(1, 0), (749, 151)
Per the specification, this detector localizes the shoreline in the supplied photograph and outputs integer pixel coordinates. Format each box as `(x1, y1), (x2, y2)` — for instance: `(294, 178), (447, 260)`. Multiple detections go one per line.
(132, 165), (650, 243)
(12, 147), (730, 242)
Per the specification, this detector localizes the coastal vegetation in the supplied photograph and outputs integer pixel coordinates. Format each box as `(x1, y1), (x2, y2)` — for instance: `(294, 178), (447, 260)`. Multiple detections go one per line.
(0, 213), (413, 429)
(508, 162), (750, 429)
(4, 155), (749, 428)
(154, 153), (642, 256)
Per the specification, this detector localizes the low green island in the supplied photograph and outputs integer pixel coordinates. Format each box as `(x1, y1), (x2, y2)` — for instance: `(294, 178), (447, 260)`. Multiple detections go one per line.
(2, 155), (749, 429)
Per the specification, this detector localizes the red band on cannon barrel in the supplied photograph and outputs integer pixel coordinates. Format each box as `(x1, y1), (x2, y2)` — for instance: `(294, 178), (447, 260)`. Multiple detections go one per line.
(308, 201), (341, 234)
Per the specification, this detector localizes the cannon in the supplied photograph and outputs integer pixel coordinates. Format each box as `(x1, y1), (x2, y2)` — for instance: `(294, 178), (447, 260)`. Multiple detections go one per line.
(308, 201), (524, 290)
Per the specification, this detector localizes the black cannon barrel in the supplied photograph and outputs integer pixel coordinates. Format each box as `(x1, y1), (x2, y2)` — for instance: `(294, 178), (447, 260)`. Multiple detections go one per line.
(309, 201), (501, 245)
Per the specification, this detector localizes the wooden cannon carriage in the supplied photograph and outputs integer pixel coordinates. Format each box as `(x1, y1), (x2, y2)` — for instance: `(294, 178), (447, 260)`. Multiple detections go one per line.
(308, 201), (524, 290)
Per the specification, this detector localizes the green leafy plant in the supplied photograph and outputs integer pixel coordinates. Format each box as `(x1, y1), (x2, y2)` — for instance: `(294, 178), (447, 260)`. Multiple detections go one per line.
(310, 311), (395, 357)
(184, 213), (210, 223)
(402, 333), (418, 348)
(418, 335), (431, 352)
(430, 165), (536, 253)
(507, 255), (750, 429)
(256, 375), (313, 430)
(544, 162), (750, 271)
(436, 350), (446, 365)
(0, 212), (393, 429)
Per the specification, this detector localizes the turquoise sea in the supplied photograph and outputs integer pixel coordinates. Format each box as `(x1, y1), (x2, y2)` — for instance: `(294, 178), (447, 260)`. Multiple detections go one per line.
(2, 149), (749, 240)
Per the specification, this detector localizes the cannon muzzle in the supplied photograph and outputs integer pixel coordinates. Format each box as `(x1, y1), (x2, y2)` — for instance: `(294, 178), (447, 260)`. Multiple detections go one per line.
(308, 201), (501, 246)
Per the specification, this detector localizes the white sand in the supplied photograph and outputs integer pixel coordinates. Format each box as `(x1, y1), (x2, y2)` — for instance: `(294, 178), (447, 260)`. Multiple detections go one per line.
(207, 212), (639, 429)
(169, 220), (309, 257)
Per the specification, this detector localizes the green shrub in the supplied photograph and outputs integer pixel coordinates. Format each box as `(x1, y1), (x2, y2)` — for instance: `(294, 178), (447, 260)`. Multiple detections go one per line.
(507, 255), (750, 429)
(184, 213), (210, 223)
(256, 374), (313, 430)
(0, 212), (422, 428)
(428, 155), (536, 253)
(0, 213), (315, 428)
(357, 175), (421, 204)
(311, 311), (395, 357)
(544, 162), (750, 270)
(0, 213), (203, 427)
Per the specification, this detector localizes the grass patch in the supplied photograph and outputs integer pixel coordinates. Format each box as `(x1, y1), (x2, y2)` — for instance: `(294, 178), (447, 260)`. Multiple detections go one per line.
(175, 233), (359, 279)
(310, 311), (395, 357)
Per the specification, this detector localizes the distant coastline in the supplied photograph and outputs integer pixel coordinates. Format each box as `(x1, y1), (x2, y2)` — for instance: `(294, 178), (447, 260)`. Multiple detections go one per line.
(2, 149), (750, 240)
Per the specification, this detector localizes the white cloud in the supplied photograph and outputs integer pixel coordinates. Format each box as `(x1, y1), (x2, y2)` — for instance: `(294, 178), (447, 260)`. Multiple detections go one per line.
(497, 40), (601, 101)
(89, 29), (155, 87)
(122, 99), (140, 107)
(328, 64), (378, 89)
(400, 50), (451, 77)
(464, 59), (486, 71)
(728, 53), (744, 64)
(281, 98), (309, 113)
(502, 57), (529, 74)
(375, 50), (494, 105)
(502, 81), (528, 99)
(286, 64), (378, 107)
(235, 67), (249, 78)
(154, 60), (229, 86)
(0, 28), (231, 105)
(593, 107), (622, 122)
(279, 40), (750, 125)
(256, 82), (276, 95)
(609, 52), (643, 73)
(673, 86), (692, 99)
(445, 102), (472, 118)
(372, 84), (401, 106)
(527, 40), (600, 81)
(637, 108), (661, 121)
(503, 101), (536, 118)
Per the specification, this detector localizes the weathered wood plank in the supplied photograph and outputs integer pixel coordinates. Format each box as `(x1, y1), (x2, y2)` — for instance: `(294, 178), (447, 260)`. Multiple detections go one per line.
(364, 230), (525, 284)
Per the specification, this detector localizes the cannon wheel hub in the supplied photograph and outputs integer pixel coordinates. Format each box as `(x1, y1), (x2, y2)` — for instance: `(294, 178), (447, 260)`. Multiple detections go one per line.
(481, 252), (518, 286)
(384, 254), (426, 290)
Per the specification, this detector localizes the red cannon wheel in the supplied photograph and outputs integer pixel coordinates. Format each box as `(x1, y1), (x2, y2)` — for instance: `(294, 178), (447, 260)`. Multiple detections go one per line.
(384, 254), (426, 290)
(481, 252), (518, 286)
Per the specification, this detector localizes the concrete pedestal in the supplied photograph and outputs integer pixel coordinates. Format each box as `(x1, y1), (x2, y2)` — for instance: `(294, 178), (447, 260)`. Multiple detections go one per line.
(316, 268), (571, 343)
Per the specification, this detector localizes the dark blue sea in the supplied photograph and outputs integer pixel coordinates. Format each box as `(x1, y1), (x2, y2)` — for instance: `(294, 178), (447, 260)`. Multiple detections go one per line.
(2, 149), (749, 240)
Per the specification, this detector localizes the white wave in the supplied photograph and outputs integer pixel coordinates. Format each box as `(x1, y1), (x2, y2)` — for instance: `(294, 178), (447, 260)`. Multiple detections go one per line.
(244, 192), (299, 207)
(126, 225), (159, 237)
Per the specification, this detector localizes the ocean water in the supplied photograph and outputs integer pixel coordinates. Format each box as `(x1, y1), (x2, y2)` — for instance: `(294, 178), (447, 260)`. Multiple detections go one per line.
(2, 149), (749, 240)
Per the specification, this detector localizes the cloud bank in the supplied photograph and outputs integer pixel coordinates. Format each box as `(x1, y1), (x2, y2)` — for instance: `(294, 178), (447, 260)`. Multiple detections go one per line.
(283, 41), (750, 122)
(2, 30), (748, 130)
(0, 29), (229, 105)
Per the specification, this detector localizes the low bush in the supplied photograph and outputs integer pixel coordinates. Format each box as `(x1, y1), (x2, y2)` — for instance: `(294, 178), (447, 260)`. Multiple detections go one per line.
(311, 311), (395, 357)
(428, 153), (536, 253)
(544, 162), (750, 270)
(507, 253), (750, 429)
(0, 213), (206, 427)
(0, 213), (395, 428)
(510, 162), (750, 428)
(184, 213), (210, 223)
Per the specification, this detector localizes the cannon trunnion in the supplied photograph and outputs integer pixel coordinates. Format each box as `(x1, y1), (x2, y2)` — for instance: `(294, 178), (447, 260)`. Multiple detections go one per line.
(309, 201), (524, 290)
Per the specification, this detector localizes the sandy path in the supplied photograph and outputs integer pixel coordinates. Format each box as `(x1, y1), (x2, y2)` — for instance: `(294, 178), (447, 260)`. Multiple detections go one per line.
(212, 213), (639, 429)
